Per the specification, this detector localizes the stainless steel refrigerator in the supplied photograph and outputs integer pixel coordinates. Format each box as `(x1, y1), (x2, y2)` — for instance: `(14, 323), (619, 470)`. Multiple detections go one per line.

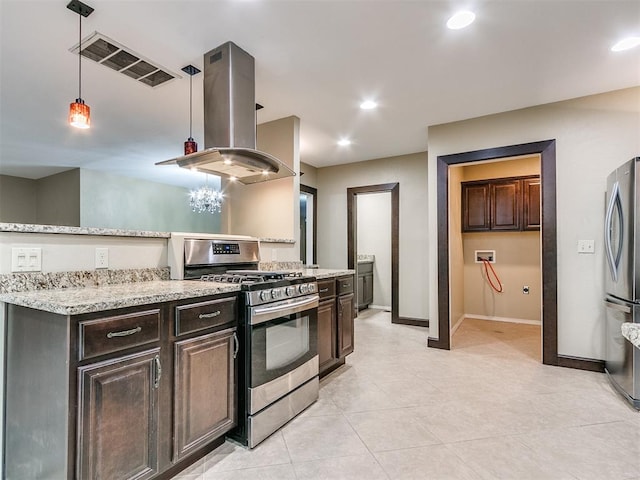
(604, 156), (640, 409)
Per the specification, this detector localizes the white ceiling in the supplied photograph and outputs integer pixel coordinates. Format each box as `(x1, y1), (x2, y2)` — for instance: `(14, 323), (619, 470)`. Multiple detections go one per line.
(1, 0), (639, 190)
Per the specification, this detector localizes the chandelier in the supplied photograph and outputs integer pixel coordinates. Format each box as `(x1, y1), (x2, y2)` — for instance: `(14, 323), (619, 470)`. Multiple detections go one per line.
(189, 185), (223, 214)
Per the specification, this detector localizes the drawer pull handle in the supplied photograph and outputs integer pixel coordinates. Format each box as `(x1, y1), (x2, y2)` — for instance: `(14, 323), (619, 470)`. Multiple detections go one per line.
(233, 332), (239, 359)
(342, 284), (350, 288)
(319, 288), (329, 293)
(199, 311), (221, 319)
(154, 355), (162, 389)
(106, 326), (141, 338)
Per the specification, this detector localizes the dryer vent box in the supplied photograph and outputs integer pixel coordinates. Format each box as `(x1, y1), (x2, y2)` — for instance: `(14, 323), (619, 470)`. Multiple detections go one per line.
(475, 250), (496, 263)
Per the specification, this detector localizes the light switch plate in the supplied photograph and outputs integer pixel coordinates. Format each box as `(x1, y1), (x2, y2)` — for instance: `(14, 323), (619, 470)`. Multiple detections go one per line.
(11, 247), (42, 272)
(577, 239), (595, 254)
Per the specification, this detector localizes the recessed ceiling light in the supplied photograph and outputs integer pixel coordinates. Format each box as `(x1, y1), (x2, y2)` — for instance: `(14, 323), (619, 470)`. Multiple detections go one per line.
(337, 139), (351, 146)
(611, 36), (640, 52)
(360, 100), (378, 110)
(447, 10), (476, 30)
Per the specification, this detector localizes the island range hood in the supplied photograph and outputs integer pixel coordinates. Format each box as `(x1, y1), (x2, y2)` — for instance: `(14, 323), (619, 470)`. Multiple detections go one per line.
(156, 42), (295, 184)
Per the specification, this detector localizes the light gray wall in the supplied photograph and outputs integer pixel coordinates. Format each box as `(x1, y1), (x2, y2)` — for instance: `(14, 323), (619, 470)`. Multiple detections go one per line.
(317, 152), (428, 320)
(80, 169), (221, 233)
(300, 162), (318, 189)
(0, 175), (37, 223)
(427, 86), (640, 359)
(36, 169), (81, 226)
(357, 192), (392, 308)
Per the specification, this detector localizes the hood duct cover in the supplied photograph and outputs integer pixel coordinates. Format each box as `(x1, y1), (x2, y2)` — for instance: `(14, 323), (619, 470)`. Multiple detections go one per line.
(156, 42), (295, 184)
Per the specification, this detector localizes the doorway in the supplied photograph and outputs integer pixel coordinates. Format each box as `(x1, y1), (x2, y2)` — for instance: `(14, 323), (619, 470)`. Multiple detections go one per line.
(430, 140), (559, 366)
(347, 183), (401, 324)
(300, 184), (317, 265)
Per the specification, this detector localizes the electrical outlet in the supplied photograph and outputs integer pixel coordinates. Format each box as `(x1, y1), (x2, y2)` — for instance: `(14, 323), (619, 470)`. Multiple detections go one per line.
(11, 247), (42, 272)
(523, 285), (530, 294)
(95, 248), (109, 269)
(577, 240), (595, 254)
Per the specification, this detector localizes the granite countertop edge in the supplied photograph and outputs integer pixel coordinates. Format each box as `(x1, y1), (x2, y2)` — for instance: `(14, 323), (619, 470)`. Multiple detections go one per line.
(0, 280), (241, 316)
(0, 222), (170, 238)
(621, 323), (640, 348)
(299, 268), (355, 279)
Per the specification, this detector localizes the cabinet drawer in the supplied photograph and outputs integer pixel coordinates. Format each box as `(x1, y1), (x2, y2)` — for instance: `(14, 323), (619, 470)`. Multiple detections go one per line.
(317, 279), (336, 299)
(357, 262), (373, 274)
(175, 297), (237, 336)
(336, 275), (354, 295)
(79, 309), (161, 360)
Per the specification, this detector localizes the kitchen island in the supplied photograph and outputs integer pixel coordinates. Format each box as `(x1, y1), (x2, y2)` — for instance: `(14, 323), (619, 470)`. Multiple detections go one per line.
(0, 265), (354, 479)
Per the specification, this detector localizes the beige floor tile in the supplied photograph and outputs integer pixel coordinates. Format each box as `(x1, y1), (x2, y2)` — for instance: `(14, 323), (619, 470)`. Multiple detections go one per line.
(346, 407), (441, 452)
(202, 433), (291, 473)
(292, 453), (390, 480)
(201, 463), (297, 480)
(446, 435), (578, 480)
(517, 422), (640, 480)
(374, 444), (482, 479)
(281, 414), (369, 462)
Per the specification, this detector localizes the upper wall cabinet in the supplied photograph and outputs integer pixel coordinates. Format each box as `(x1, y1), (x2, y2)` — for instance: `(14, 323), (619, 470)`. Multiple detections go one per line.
(461, 175), (540, 232)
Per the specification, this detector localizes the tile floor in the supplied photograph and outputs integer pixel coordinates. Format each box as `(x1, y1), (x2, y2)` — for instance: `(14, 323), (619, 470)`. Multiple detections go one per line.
(174, 310), (640, 480)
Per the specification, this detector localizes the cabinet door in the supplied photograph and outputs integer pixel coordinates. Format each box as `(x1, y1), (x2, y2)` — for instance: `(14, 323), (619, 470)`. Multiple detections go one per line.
(173, 328), (237, 461)
(363, 273), (374, 306)
(462, 183), (490, 231)
(77, 349), (160, 480)
(317, 298), (337, 374)
(337, 293), (355, 358)
(357, 275), (365, 309)
(522, 177), (541, 230)
(491, 180), (521, 230)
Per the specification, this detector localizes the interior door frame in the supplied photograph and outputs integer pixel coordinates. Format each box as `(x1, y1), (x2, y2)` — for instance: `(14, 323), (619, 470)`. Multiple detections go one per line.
(300, 184), (318, 265)
(347, 183), (401, 324)
(429, 140), (559, 366)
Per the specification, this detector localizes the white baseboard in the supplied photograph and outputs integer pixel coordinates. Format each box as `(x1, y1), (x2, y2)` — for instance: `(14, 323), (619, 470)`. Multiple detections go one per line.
(451, 315), (466, 335)
(369, 304), (391, 312)
(463, 314), (541, 326)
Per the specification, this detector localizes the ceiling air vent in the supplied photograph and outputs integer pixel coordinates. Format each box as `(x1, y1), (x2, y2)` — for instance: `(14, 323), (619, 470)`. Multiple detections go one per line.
(69, 32), (181, 87)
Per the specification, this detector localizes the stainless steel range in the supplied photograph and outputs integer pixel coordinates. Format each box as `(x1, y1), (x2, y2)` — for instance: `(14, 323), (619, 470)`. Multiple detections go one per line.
(171, 235), (319, 447)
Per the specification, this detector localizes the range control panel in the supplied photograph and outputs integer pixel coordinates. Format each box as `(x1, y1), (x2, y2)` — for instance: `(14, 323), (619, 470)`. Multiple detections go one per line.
(212, 243), (241, 255)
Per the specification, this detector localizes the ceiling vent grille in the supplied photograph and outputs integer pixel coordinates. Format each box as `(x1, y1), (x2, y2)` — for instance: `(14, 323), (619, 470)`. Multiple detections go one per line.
(69, 31), (181, 87)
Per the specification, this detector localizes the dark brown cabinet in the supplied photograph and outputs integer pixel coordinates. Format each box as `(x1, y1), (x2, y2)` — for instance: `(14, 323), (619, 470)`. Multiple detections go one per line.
(317, 275), (355, 378)
(4, 293), (239, 480)
(357, 261), (374, 310)
(462, 175), (539, 232)
(317, 280), (337, 374)
(522, 177), (541, 230)
(77, 349), (161, 480)
(173, 328), (237, 461)
(337, 293), (355, 357)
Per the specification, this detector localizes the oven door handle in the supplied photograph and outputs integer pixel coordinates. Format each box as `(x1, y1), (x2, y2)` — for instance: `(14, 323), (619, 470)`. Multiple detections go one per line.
(250, 295), (319, 325)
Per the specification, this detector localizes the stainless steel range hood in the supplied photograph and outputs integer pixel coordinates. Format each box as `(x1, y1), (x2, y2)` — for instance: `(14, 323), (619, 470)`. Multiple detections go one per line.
(156, 42), (295, 184)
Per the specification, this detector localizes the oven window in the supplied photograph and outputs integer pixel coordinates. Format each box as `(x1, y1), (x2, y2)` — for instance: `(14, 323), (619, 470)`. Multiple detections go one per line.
(266, 317), (310, 370)
(250, 308), (318, 388)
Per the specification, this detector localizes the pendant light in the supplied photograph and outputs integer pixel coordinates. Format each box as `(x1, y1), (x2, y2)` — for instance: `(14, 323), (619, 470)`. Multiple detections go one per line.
(182, 64), (201, 154)
(67, 0), (94, 129)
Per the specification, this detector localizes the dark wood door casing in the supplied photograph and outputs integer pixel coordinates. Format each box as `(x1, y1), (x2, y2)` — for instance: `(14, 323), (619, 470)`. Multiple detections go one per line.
(347, 183), (403, 324)
(432, 140), (558, 367)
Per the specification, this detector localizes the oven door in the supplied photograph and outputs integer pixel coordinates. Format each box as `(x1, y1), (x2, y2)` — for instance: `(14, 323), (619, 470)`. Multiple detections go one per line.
(248, 294), (319, 414)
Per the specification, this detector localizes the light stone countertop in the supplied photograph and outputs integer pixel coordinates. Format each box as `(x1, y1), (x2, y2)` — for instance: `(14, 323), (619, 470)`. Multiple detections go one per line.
(297, 268), (355, 279)
(0, 222), (170, 238)
(621, 323), (640, 348)
(0, 280), (241, 316)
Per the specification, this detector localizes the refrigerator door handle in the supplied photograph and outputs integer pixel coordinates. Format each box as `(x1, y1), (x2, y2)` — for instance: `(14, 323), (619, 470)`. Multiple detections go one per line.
(604, 181), (622, 282)
(604, 299), (632, 314)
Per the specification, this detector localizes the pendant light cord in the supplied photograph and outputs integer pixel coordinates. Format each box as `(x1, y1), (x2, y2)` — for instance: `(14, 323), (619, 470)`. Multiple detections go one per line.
(78, 11), (82, 100)
(189, 73), (193, 138)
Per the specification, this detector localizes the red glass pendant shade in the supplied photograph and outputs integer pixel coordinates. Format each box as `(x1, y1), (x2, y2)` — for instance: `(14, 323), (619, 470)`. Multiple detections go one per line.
(69, 98), (90, 129)
(184, 137), (197, 155)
